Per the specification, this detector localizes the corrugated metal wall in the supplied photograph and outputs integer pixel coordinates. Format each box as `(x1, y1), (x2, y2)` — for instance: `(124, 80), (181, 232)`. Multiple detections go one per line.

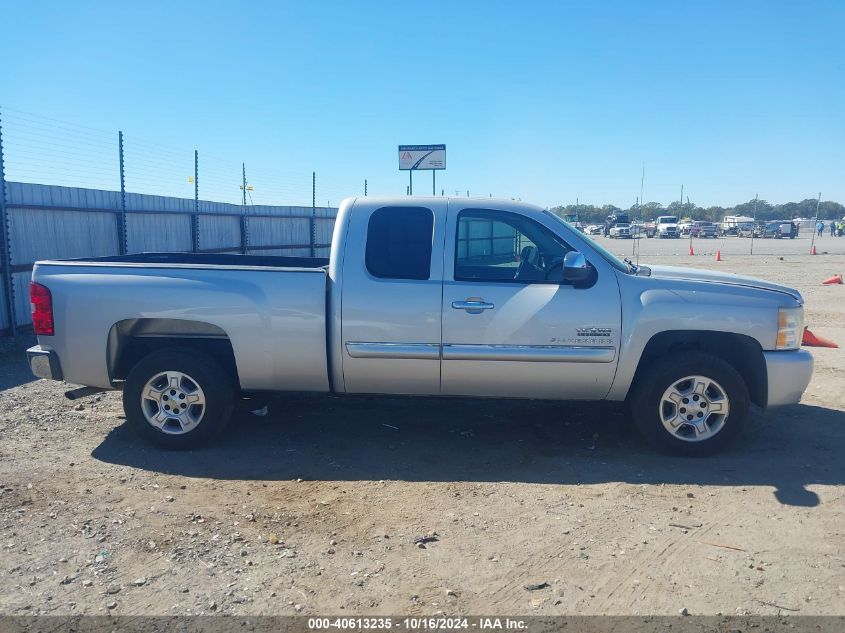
(1, 182), (338, 331)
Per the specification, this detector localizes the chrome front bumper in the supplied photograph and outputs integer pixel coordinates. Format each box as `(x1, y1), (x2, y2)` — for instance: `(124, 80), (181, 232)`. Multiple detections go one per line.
(27, 345), (63, 381)
(763, 349), (813, 407)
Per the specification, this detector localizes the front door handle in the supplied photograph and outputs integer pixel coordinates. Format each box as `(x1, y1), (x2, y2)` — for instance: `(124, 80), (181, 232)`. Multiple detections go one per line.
(452, 298), (495, 314)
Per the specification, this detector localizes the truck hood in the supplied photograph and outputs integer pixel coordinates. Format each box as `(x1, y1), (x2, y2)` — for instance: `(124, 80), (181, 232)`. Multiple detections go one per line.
(646, 265), (803, 302)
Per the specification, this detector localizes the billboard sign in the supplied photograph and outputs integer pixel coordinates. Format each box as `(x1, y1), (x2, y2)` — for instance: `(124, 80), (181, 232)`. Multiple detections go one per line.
(398, 144), (446, 170)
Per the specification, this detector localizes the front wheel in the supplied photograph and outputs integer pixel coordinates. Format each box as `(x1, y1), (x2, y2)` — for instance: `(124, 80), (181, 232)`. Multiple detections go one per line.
(124, 349), (235, 449)
(628, 352), (748, 456)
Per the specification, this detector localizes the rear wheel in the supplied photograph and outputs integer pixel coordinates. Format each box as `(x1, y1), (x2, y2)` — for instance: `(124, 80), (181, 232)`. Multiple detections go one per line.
(628, 352), (748, 456)
(124, 349), (235, 449)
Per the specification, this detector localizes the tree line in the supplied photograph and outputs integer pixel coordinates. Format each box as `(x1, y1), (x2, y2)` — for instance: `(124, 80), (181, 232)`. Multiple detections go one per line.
(550, 198), (845, 224)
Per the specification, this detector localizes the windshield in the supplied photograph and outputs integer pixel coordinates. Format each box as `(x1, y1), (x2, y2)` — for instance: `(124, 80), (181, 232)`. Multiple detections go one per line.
(544, 211), (630, 273)
(658, 216), (678, 224)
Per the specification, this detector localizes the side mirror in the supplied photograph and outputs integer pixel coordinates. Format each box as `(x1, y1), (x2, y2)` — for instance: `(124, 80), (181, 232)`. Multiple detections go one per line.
(563, 250), (590, 282)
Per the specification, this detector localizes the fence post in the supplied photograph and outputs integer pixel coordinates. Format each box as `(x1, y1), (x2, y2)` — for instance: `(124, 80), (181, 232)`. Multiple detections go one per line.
(118, 131), (127, 255)
(311, 172), (316, 257)
(0, 108), (17, 335)
(191, 150), (199, 252)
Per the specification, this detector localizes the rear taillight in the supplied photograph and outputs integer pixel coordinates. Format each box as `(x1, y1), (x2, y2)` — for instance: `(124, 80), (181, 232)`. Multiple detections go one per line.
(30, 282), (54, 336)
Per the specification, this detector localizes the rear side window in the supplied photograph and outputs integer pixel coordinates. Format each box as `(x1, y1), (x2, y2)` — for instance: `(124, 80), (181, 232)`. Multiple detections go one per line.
(365, 206), (434, 280)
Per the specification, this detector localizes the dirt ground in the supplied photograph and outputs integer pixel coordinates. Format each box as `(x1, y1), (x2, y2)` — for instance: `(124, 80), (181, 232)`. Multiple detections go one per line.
(0, 234), (843, 617)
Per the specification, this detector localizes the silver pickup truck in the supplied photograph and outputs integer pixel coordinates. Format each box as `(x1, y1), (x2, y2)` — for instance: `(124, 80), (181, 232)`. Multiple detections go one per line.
(26, 197), (813, 455)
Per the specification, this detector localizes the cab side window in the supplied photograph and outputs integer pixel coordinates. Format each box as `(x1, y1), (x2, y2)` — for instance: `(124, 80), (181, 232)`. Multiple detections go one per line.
(366, 206), (434, 280)
(455, 209), (571, 283)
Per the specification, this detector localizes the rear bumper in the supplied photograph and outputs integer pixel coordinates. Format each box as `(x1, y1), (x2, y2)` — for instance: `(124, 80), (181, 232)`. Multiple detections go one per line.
(763, 349), (813, 407)
(27, 345), (63, 381)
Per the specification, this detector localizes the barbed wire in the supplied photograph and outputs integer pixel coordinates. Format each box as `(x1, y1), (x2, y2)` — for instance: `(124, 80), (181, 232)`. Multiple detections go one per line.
(1, 107), (360, 209)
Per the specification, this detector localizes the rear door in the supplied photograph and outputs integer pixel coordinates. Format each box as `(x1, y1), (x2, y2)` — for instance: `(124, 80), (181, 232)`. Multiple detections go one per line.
(339, 200), (446, 395)
(440, 204), (621, 400)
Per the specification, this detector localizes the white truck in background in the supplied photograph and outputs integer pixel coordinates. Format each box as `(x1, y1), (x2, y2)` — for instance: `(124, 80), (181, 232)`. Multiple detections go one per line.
(656, 215), (680, 238)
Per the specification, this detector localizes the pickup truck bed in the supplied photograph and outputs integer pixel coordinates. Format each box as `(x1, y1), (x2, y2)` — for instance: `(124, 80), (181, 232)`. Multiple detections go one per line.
(29, 253), (332, 393)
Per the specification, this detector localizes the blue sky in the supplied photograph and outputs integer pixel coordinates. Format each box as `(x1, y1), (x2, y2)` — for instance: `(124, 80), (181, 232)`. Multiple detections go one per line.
(1, 1), (843, 208)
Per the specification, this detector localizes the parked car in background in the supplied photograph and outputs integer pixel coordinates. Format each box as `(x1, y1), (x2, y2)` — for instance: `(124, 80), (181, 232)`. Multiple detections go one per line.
(609, 222), (633, 238)
(689, 221), (718, 238)
(768, 221), (797, 239)
(643, 220), (656, 237)
(720, 215), (755, 236)
(604, 212), (630, 236)
(678, 221), (693, 236)
(656, 215), (680, 238)
(736, 222), (757, 238)
(586, 224), (603, 235)
(761, 222), (782, 238)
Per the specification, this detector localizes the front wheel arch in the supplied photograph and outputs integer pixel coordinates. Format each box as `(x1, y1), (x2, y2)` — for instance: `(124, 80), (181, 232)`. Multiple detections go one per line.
(627, 330), (766, 409)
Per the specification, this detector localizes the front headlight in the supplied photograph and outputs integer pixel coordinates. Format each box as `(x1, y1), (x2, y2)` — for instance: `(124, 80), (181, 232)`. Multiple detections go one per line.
(776, 306), (803, 350)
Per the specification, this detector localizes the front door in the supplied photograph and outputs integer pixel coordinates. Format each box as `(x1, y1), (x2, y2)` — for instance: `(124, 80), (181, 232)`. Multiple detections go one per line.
(441, 205), (621, 399)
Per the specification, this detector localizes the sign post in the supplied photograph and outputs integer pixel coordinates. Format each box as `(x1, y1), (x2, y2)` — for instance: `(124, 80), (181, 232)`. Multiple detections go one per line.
(398, 144), (446, 196)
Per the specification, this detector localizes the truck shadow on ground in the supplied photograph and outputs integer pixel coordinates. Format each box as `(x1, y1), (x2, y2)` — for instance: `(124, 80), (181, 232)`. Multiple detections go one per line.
(91, 395), (845, 508)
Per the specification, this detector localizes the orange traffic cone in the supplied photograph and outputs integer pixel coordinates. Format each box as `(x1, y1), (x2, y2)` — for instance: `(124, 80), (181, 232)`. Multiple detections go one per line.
(811, 245), (817, 255)
(802, 327), (839, 348)
(822, 274), (843, 285)
(715, 250), (722, 261)
(689, 244), (695, 256)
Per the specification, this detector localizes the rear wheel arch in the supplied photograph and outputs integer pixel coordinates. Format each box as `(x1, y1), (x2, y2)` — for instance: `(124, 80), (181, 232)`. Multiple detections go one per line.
(628, 330), (766, 408)
(107, 318), (240, 389)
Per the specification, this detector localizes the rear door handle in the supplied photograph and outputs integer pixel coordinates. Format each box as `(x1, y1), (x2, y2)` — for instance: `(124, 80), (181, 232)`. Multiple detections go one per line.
(451, 299), (494, 314)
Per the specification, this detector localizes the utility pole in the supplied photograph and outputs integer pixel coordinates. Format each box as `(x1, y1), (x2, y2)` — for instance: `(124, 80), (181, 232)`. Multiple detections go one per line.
(239, 163), (248, 254)
(242, 163), (247, 210)
(635, 164), (645, 262)
(809, 191), (821, 254)
(750, 193), (758, 255)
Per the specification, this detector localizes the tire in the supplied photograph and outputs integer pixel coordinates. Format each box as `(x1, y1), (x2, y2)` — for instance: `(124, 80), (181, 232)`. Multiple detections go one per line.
(628, 352), (748, 456)
(123, 348), (235, 449)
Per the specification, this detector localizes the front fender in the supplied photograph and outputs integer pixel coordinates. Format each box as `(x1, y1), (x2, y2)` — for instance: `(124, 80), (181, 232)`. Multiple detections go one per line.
(607, 276), (782, 401)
